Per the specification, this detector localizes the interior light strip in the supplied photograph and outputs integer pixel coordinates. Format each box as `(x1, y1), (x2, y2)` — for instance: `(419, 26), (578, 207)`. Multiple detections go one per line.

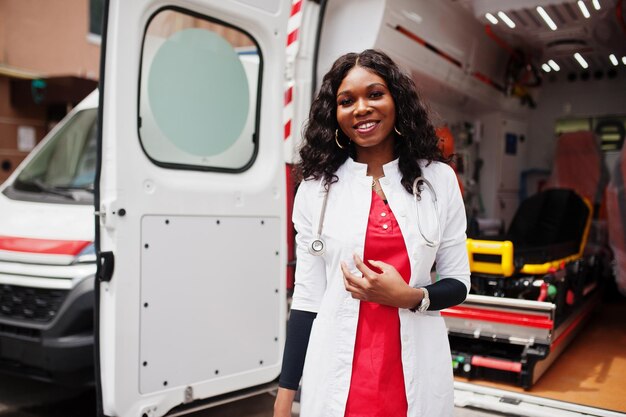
(610, 54), (619, 66)
(548, 59), (560, 71)
(577, 1), (591, 18)
(574, 52), (589, 68)
(497, 11), (516, 28)
(485, 13), (498, 24)
(536, 6), (558, 30)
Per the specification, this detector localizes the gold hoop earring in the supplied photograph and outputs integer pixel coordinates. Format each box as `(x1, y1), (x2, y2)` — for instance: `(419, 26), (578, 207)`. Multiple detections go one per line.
(335, 129), (345, 149)
(394, 126), (402, 136)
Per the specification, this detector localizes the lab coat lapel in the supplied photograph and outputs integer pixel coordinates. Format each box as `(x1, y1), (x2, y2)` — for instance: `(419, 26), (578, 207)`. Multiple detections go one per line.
(349, 174), (372, 260)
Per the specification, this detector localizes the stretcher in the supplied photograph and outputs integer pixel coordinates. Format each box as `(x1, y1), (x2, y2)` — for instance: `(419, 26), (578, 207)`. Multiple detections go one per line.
(443, 188), (603, 389)
(442, 189), (599, 388)
(442, 132), (609, 389)
(443, 131), (612, 389)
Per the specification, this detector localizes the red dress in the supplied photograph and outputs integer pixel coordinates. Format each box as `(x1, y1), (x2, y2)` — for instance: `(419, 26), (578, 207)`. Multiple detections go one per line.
(344, 191), (411, 417)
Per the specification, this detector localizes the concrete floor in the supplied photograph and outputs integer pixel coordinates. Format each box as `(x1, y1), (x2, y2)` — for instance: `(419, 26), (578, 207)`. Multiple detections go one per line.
(0, 374), (506, 417)
(185, 393), (505, 417)
(195, 393), (507, 417)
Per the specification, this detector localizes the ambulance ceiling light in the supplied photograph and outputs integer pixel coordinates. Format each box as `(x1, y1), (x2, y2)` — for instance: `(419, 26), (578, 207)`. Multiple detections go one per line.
(622, 56), (626, 65)
(592, 0), (601, 10)
(574, 53), (589, 69)
(537, 6), (558, 30)
(609, 54), (619, 66)
(485, 13), (499, 24)
(403, 11), (423, 25)
(548, 60), (560, 71)
(542, 63), (552, 72)
(577, 1), (591, 18)
(497, 11), (516, 28)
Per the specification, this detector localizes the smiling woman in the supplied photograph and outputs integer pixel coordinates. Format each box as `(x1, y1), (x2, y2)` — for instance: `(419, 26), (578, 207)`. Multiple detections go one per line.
(274, 50), (471, 417)
(298, 50), (445, 195)
(335, 66), (397, 184)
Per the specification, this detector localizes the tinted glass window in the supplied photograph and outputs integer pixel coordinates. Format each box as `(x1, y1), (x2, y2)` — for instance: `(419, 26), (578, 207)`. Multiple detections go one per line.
(10, 109), (97, 204)
(89, 0), (104, 36)
(555, 116), (626, 152)
(139, 9), (260, 171)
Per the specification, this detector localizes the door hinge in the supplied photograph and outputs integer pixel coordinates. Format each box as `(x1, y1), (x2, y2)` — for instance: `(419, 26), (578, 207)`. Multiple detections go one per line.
(96, 200), (123, 230)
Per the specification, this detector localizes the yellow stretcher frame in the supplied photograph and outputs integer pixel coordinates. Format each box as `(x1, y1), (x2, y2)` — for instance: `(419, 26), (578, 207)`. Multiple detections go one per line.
(467, 196), (593, 277)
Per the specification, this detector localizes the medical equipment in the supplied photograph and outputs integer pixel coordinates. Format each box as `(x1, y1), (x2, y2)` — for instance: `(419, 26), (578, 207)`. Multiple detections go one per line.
(308, 186), (330, 256)
(412, 176), (441, 247)
(308, 176), (441, 255)
(444, 188), (603, 389)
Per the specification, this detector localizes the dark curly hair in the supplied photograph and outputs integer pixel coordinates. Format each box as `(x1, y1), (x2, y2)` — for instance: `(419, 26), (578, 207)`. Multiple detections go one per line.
(298, 49), (445, 193)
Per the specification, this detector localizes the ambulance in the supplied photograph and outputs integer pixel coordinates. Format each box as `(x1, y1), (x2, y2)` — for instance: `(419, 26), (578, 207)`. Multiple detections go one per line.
(1, 0), (625, 416)
(0, 91), (98, 384)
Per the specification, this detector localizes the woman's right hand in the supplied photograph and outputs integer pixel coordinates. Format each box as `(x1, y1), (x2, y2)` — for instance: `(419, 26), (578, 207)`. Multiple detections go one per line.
(273, 387), (297, 417)
(341, 253), (422, 309)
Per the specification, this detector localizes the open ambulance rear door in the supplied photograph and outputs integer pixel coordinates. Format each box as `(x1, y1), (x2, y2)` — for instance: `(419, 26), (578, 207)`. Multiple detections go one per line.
(95, 1), (289, 416)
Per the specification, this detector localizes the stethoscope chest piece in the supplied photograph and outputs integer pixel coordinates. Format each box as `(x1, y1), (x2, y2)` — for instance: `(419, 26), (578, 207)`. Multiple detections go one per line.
(309, 187), (331, 257)
(309, 238), (326, 256)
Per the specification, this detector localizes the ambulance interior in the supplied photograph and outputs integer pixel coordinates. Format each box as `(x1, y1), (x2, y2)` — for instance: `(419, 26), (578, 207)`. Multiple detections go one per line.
(308, 0), (626, 413)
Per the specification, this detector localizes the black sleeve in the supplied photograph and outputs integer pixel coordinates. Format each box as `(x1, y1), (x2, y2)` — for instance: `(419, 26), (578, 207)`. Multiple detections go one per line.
(278, 309), (317, 390)
(424, 278), (468, 311)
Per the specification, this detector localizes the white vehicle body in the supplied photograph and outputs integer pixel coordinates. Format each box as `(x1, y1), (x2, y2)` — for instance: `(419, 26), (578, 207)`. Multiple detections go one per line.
(3, 0), (624, 416)
(0, 91), (99, 384)
(98, 0), (625, 416)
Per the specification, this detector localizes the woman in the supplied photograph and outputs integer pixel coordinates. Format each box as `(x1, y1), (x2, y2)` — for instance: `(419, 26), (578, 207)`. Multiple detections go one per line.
(274, 49), (470, 417)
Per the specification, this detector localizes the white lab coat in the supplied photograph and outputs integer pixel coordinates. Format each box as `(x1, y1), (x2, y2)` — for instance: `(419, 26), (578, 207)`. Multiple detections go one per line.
(291, 158), (470, 417)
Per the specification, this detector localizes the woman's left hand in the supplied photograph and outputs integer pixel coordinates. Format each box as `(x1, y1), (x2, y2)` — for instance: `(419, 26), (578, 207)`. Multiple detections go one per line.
(341, 253), (422, 309)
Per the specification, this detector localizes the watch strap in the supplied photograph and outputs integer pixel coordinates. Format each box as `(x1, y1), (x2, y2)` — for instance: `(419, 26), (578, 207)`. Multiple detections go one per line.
(409, 287), (429, 313)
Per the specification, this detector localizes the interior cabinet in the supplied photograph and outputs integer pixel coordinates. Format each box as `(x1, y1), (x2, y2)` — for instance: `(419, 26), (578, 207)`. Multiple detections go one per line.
(478, 112), (528, 229)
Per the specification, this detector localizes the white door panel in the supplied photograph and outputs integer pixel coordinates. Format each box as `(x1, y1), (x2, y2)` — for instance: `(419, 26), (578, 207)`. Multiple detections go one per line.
(139, 215), (281, 394)
(98, 1), (289, 416)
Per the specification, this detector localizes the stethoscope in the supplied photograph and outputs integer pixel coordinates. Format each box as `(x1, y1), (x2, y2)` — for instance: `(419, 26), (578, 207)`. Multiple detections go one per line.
(411, 176), (441, 248)
(308, 176), (441, 256)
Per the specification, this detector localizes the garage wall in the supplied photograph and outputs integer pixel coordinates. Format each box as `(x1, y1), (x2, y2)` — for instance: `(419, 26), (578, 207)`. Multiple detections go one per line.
(1, 0), (100, 79)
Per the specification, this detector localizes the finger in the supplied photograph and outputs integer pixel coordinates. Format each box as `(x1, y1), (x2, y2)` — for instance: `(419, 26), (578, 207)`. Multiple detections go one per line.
(340, 262), (356, 280)
(342, 274), (363, 298)
(350, 292), (363, 300)
(368, 259), (391, 273)
(344, 278), (362, 296)
(353, 253), (376, 278)
(344, 270), (365, 290)
(341, 262), (364, 289)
